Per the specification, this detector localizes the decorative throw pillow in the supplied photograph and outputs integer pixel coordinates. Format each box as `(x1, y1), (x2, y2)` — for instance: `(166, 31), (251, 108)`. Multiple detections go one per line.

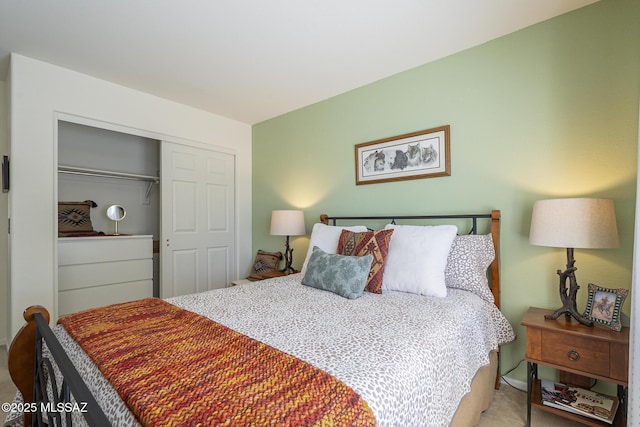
(58, 201), (95, 235)
(302, 246), (373, 299)
(382, 224), (457, 297)
(248, 249), (282, 281)
(300, 223), (368, 275)
(337, 229), (394, 294)
(445, 234), (495, 303)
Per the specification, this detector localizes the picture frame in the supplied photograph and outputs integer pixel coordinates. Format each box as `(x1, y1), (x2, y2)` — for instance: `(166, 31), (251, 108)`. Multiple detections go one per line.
(354, 125), (450, 185)
(583, 283), (628, 331)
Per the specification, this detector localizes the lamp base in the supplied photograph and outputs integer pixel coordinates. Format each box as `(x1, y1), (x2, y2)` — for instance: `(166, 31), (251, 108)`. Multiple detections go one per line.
(547, 247), (594, 327)
(279, 235), (297, 275)
(544, 305), (593, 326)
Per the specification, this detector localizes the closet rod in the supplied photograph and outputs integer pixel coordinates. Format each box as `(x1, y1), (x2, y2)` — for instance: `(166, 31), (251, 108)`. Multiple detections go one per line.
(58, 165), (159, 183)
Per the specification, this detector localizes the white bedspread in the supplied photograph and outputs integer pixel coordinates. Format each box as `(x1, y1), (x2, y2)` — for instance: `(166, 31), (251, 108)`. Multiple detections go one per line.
(5, 273), (515, 427)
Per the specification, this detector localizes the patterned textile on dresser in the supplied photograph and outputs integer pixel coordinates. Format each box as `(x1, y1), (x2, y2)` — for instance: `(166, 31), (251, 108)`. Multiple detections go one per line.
(58, 298), (375, 427)
(58, 201), (95, 236)
(248, 249), (282, 281)
(337, 229), (394, 294)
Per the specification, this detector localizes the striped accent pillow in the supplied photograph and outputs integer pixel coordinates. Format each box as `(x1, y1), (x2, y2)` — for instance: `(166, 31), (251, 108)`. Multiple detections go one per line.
(337, 229), (394, 294)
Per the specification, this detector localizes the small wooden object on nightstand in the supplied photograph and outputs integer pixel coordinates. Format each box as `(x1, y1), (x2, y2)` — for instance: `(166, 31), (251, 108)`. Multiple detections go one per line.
(521, 307), (629, 427)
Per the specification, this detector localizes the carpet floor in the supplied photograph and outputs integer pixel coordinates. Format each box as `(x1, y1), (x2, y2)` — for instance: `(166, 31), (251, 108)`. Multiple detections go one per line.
(477, 381), (583, 427)
(1, 345), (583, 426)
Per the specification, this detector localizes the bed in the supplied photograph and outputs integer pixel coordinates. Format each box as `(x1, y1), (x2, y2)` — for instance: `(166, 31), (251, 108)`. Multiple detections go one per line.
(6, 210), (515, 427)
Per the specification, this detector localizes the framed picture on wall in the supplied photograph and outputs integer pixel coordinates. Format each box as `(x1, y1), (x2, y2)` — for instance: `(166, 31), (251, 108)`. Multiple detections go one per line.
(354, 125), (450, 185)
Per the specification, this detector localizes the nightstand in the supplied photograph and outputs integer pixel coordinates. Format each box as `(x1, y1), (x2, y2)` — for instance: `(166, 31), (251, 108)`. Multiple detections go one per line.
(259, 270), (291, 279)
(521, 307), (629, 427)
(228, 270), (290, 287)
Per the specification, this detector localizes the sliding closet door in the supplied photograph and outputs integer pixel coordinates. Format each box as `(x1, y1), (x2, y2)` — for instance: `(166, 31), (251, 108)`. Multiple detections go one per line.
(160, 141), (236, 298)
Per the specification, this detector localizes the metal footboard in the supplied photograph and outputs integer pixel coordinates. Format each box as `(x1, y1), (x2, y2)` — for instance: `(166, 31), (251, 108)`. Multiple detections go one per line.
(32, 312), (110, 427)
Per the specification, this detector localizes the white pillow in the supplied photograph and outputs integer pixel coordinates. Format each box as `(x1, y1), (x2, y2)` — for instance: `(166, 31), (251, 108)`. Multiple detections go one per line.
(300, 223), (368, 275)
(382, 224), (457, 297)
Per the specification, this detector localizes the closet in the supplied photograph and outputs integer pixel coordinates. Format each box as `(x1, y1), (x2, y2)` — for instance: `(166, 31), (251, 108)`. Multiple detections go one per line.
(57, 121), (160, 312)
(56, 120), (237, 315)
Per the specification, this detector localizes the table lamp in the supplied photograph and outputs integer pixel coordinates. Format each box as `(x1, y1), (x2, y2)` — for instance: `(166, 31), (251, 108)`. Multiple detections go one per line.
(270, 210), (306, 274)
(529, 198), (619, 326)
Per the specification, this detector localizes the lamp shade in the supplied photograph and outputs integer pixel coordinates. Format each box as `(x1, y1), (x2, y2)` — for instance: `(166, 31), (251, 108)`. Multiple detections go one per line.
(529, 198), (619, 249)
(270, 210), (306, 236)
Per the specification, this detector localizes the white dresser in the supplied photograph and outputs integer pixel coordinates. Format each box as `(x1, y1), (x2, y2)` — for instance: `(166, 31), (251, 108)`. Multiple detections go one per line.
(58, 235), (153, 316)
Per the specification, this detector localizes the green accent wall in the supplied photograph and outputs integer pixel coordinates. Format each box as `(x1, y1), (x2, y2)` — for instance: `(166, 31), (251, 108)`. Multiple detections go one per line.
(252, 0), (640, 384)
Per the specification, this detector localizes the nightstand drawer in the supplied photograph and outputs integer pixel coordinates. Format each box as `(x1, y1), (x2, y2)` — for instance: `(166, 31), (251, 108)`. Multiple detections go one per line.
(541, 330), (609, 377)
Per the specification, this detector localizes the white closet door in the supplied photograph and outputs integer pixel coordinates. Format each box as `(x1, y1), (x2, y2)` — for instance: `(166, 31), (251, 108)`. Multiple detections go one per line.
(160, 141), (236, 298)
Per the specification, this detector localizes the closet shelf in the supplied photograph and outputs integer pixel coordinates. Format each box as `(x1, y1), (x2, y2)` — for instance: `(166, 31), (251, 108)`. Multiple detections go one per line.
(58, 165), (160, 183)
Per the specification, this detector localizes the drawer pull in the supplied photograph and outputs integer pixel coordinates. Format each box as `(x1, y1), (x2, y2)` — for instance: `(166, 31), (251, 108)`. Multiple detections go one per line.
(567, 349), (580, 362)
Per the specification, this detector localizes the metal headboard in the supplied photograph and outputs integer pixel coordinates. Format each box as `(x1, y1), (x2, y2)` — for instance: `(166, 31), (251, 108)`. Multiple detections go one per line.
(321, 213), (493, 234)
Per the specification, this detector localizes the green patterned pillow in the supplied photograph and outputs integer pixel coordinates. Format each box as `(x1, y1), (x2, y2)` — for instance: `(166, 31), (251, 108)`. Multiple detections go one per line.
(301, 246), (373, 299)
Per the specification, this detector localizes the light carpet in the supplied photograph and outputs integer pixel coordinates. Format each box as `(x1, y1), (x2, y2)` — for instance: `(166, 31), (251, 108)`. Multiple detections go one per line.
(477, 380), (582, 427)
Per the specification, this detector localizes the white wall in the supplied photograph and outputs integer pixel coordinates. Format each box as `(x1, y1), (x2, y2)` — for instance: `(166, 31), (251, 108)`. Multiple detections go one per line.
(7, 53), (252, 339)
(0, 80), (8, 345)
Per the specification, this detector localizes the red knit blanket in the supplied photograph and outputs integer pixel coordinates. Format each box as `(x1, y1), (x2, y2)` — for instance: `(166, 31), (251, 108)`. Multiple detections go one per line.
(58, 298), (375, 426)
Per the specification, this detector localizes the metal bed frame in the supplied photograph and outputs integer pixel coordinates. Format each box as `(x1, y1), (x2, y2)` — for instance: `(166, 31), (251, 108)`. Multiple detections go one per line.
(8, 210), (501, 426)
(7, 306), (110, 427)
(32, 311), (109, 427)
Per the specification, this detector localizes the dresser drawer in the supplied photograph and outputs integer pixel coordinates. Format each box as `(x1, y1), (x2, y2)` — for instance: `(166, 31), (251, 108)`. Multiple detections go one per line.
(58, 280), (153, 316)
(541, 330), (609, 377)
(58, 235), (154, 316)
(59, 259), (153, 291)
(59, 235), (152, 265)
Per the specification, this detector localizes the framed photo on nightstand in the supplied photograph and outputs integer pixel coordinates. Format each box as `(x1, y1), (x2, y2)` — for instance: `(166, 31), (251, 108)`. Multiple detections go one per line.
(583, 283), (628, 331)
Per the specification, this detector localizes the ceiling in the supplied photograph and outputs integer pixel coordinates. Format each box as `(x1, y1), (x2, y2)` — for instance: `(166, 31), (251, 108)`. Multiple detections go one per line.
(0, 0), (598, 124)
